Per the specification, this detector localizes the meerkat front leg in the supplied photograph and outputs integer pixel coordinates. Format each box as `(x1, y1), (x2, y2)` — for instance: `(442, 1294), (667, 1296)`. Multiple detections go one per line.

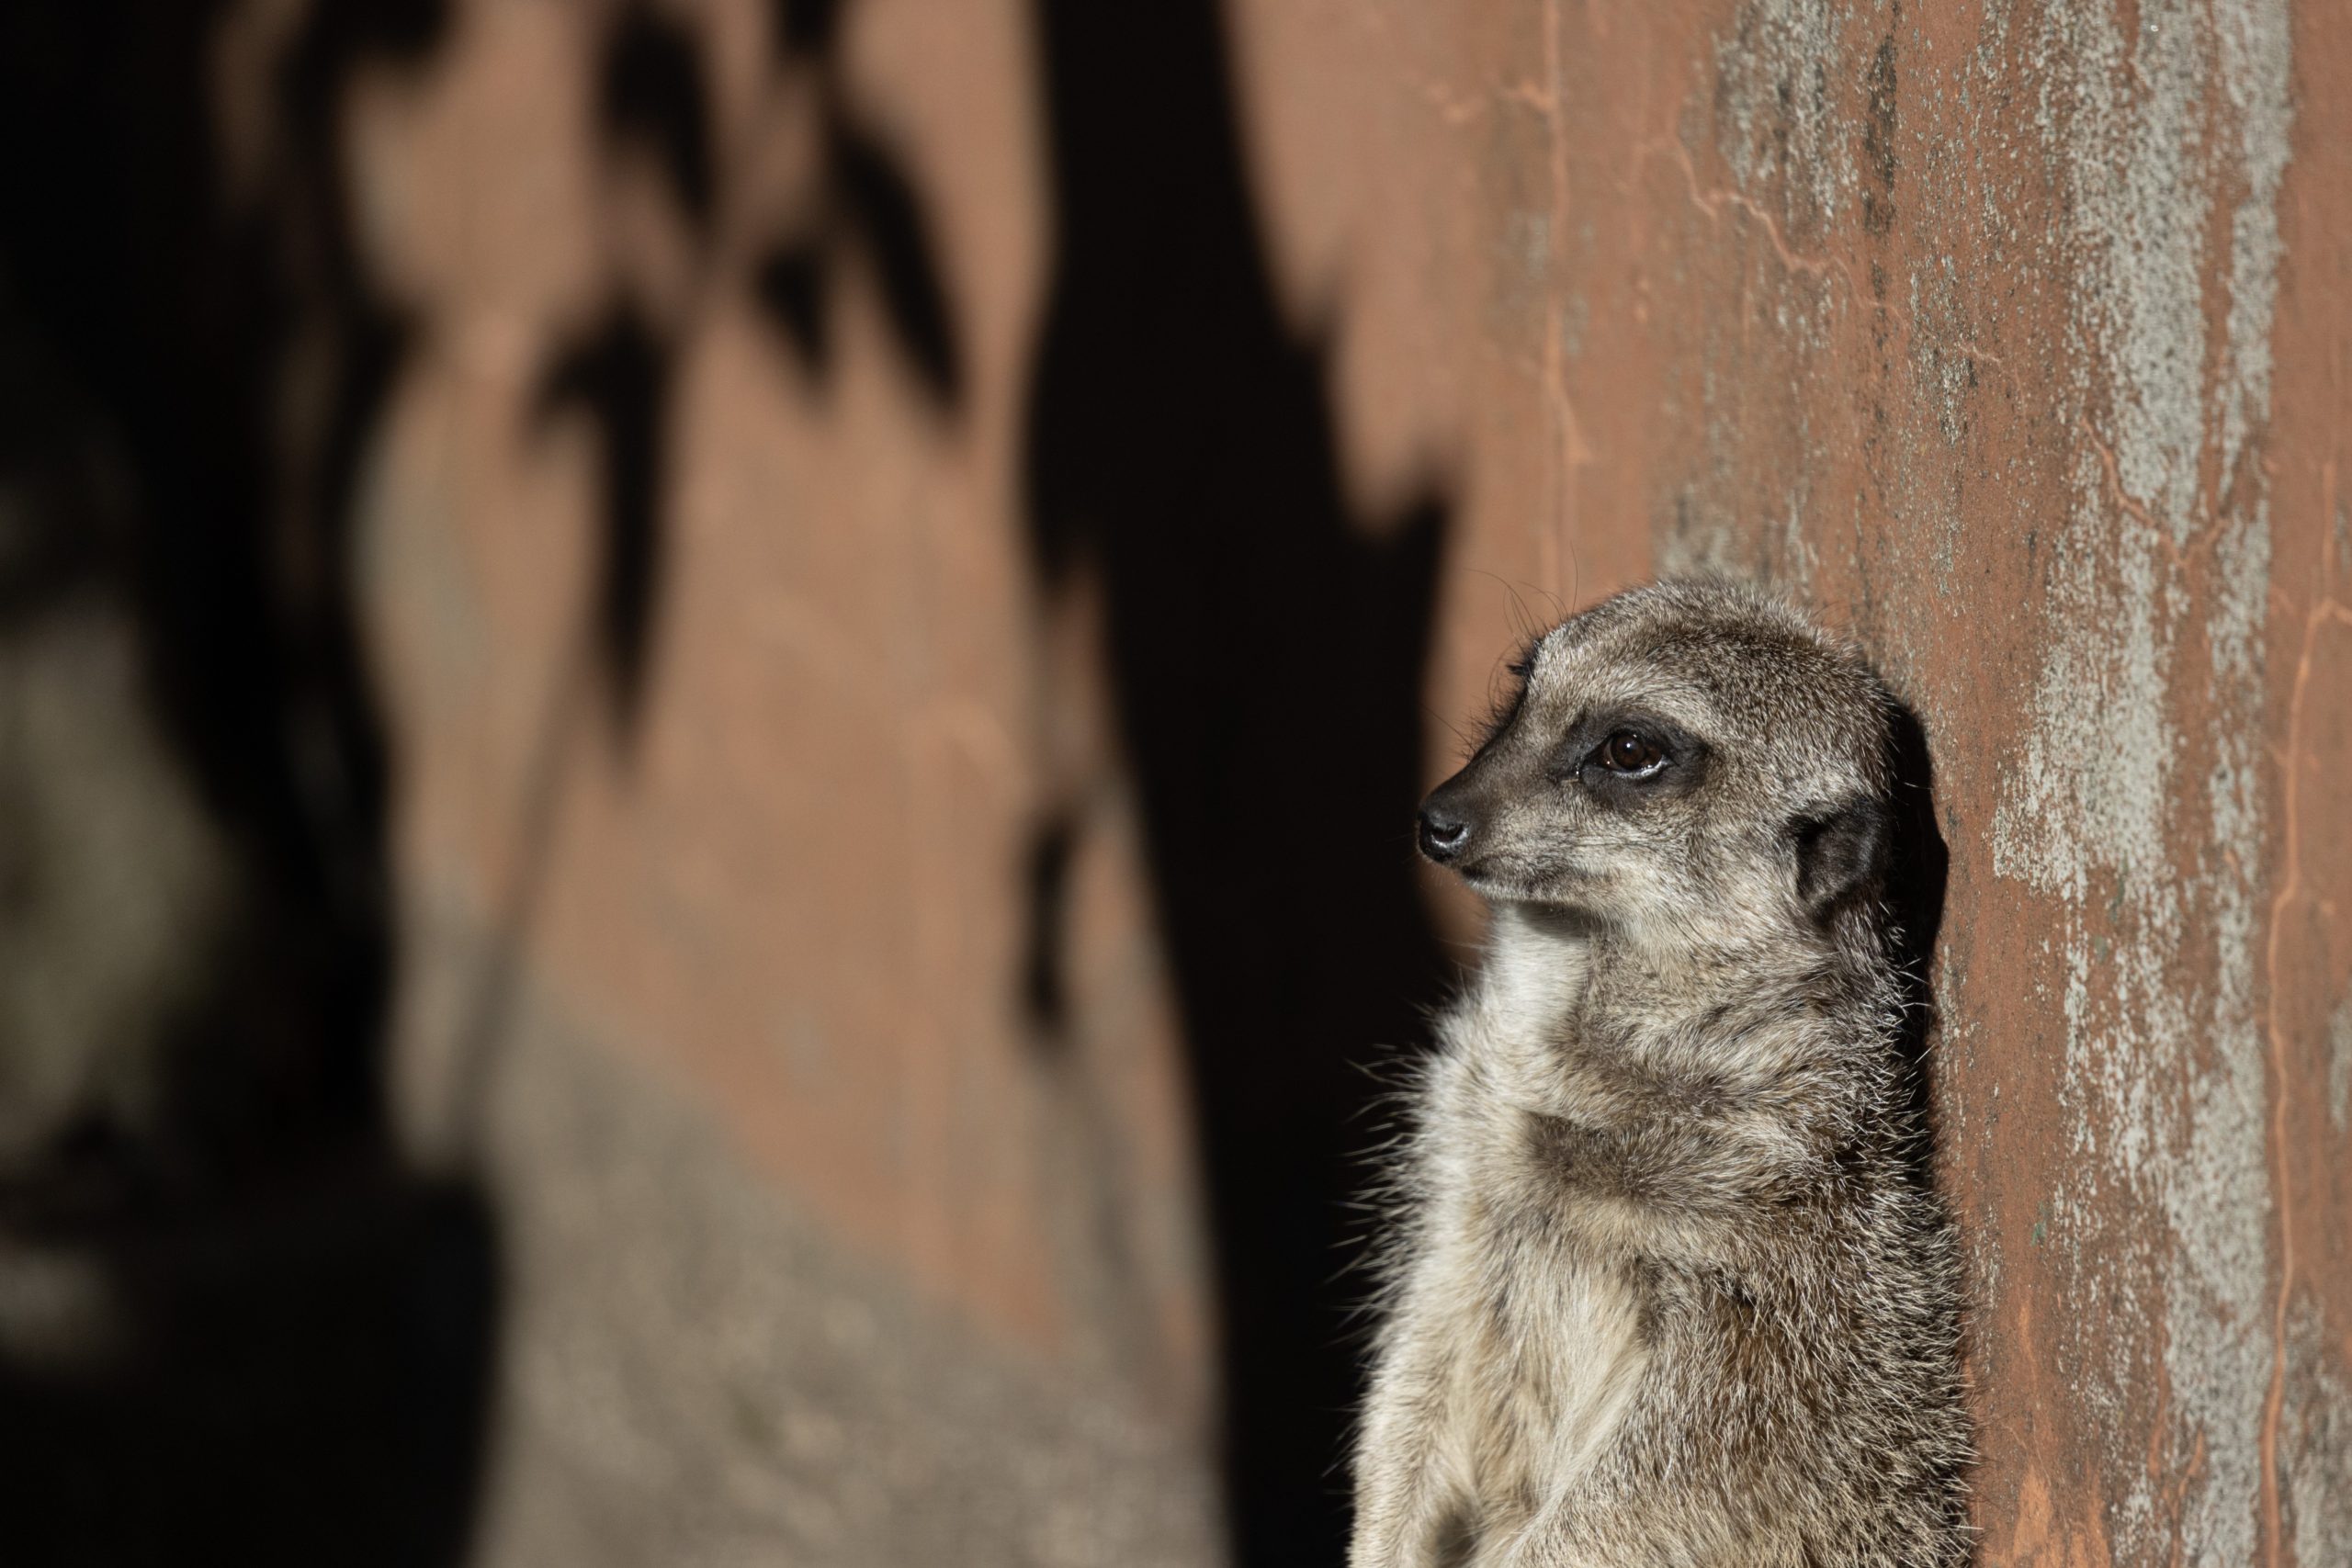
(1350, 1303), (1477, 1566)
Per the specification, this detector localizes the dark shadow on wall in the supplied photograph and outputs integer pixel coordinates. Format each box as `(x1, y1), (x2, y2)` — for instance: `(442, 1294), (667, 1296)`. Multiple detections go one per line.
(1880, 700), (1951, 1174)
(0, 1), (973, 1561)
(0, 4), (495, 1563)
(538, 0), (964, 750)
(753, 0), (966, 406)
(452, 0), (967, 1128)
(1021, 5), (1451, 1563)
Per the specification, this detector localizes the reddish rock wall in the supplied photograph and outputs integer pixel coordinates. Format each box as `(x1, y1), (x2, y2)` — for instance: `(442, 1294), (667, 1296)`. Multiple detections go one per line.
(313, 0), (2351, 1562)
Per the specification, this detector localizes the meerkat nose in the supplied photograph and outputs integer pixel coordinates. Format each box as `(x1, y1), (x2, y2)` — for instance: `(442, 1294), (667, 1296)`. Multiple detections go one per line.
(1418, 796), (1475, 863)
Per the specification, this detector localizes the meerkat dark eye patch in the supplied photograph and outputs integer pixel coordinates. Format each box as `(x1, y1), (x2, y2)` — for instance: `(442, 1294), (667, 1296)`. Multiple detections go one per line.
(1553, 709), (1709, 802)
(1790, 797), (1890, 919)
(1598, 731), (1666, 774)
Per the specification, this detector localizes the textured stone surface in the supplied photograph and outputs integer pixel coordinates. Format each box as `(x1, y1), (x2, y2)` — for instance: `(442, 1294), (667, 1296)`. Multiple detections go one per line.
(1230, 4), (2351, 1562)
(322, 0), (2351, 1563)
(397, 899), (1219, 1568)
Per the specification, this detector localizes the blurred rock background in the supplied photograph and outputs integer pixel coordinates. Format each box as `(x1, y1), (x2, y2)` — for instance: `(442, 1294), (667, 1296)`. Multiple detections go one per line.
(0, 2), (2346, 1565)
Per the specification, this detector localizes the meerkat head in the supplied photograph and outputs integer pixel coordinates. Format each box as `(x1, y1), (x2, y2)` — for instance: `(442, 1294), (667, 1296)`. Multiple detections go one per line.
(1418, 581), (1897, 949)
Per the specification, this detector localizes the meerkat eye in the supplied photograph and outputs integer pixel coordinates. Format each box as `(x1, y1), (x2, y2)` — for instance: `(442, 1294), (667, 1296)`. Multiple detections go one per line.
(1597, 730), (1667, 776)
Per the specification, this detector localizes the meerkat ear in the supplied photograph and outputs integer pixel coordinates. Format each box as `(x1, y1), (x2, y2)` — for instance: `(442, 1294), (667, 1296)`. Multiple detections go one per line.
(1790, 797), (1890, 919)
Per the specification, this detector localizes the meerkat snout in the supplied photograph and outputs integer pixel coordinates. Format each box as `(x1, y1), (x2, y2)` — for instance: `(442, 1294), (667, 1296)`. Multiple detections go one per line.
(1355, 580), (1969, 1568)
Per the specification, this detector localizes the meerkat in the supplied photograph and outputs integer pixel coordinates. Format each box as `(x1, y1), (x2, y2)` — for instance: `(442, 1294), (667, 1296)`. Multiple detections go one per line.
(1351, 580), (1969, 1568)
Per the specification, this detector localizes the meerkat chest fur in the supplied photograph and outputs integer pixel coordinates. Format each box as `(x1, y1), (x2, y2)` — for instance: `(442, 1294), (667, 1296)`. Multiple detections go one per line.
(1419, 909), (1650, 1503)
(1411, 907), (1798, 1502)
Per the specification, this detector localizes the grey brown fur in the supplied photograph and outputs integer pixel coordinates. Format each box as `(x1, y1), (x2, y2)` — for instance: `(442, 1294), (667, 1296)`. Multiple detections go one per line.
(1351, 581), (1968, 1567)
